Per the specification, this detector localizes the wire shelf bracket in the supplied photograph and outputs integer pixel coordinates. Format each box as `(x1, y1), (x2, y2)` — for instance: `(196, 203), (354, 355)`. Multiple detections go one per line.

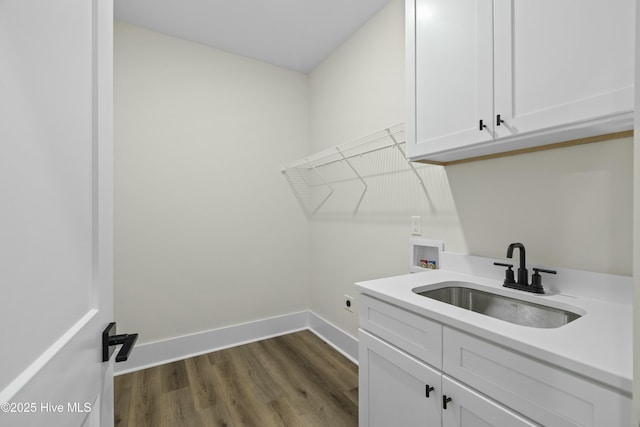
(282, 162), (334, 216)
(336, 146), (368, 214)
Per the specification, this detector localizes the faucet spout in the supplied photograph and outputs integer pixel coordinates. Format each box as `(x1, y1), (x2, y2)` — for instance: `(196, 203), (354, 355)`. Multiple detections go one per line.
(506, 242), (528, 286)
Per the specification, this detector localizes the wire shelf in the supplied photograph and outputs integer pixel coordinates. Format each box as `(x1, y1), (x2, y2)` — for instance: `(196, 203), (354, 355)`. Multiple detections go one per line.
(281, 124), (431, 216)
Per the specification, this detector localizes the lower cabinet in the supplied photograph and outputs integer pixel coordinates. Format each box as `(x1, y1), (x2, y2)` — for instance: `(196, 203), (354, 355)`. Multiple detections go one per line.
(359, 331), (440, 427)
(359, 330), (536, 427)
(441, 376), (536, 427)
(358, 295), (630, 427)
(442, 327), (630, 426)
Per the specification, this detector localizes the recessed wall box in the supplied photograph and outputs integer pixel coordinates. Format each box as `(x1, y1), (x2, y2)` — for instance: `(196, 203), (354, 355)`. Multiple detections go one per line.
(410, 238), (443, 273)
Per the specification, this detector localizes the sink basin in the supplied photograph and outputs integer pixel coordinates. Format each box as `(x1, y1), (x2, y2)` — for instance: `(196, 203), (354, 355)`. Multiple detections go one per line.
(414, 284), (581, 328)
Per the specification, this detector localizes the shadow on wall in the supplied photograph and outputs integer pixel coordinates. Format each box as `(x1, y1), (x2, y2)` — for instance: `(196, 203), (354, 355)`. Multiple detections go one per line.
(443, 138), (633, 275)
(284, 136), (633, 276)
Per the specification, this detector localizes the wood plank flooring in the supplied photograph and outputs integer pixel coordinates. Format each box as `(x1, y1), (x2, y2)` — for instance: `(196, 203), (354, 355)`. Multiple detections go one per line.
(114, 330), (358, 427)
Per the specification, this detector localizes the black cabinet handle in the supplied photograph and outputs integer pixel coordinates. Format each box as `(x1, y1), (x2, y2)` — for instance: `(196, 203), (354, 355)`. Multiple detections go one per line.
(425, 385), (435, 398)
(443, 395), (452, 409)
(102, 322), (139, 363)
(479, 119), (487, 131)
(497, 114), (505, 126)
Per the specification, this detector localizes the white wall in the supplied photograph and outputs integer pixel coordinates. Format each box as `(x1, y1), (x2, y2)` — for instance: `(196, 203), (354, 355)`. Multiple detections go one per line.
(308, 0), (633, 339)
(114, 22), (310, 344)
(445, 137), (633, 275)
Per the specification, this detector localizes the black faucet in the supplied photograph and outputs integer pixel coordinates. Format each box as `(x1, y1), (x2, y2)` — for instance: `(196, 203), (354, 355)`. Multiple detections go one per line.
(507, 242), (528, 286)
(494, 242), (556, 294)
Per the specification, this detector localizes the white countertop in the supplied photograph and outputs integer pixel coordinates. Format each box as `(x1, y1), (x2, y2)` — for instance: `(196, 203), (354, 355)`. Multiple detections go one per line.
(355, 269), (632, 394)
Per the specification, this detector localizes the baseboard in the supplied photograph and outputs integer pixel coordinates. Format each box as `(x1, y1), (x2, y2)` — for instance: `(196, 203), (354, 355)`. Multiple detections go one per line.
(307, 312), (359, 364)
(114, 311), (309, 375)
(114, 310), (358, 375)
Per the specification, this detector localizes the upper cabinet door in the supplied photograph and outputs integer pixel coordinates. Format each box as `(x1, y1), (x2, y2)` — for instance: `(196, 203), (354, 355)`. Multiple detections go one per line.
(493, 0), (635, 137)
(408, 0), (494, 158)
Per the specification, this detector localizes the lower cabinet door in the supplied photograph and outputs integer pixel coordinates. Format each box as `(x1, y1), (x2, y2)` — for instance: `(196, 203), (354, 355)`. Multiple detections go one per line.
(359, 330), (441, 427)
(441, 376), (538, 427)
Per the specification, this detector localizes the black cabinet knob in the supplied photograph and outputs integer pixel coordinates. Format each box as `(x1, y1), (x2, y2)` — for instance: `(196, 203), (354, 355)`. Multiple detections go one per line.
(425, 385), (435, 398)
(443, 395), (452, 409)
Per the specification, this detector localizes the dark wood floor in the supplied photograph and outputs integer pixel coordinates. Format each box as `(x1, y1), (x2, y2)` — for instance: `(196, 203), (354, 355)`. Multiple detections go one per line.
(114, 330), (358, 426)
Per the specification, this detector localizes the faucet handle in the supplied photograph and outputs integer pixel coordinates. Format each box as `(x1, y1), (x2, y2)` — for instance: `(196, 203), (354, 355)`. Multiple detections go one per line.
(531, 268), (556, 291)
(494, 262), (515, 285)
(533, 267), (556, 275)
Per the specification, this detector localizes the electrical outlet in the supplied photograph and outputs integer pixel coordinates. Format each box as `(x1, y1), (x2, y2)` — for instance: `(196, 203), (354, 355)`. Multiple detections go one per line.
(411, 216), (422, 235)
(344, 295), (354, 313)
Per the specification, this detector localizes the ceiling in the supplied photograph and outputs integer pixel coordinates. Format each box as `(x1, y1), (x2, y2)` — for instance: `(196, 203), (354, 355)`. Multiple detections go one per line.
(114, 0), (390, 74)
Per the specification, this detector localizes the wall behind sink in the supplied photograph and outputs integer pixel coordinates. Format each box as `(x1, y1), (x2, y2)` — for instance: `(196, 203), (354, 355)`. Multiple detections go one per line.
(308, 0), (633, 339)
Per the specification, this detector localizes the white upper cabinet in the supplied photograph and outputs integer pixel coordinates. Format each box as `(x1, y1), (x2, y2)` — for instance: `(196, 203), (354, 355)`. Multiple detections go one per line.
(413, 0), (494, 152)
(493, 0), (635, 136)
(406, 0), (635, 164)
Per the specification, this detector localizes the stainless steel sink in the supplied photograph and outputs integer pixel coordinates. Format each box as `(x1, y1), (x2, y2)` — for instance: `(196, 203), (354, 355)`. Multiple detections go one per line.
(414, 285), (581, 328)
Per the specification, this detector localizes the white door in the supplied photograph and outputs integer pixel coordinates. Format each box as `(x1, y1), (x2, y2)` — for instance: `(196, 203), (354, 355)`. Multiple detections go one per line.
(359, 330), (441, 427)
(441, 376), (537, 427)
(493, 0), (635, 137)
(409, 0), (494, 158)
(0, 1), (114, 426)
